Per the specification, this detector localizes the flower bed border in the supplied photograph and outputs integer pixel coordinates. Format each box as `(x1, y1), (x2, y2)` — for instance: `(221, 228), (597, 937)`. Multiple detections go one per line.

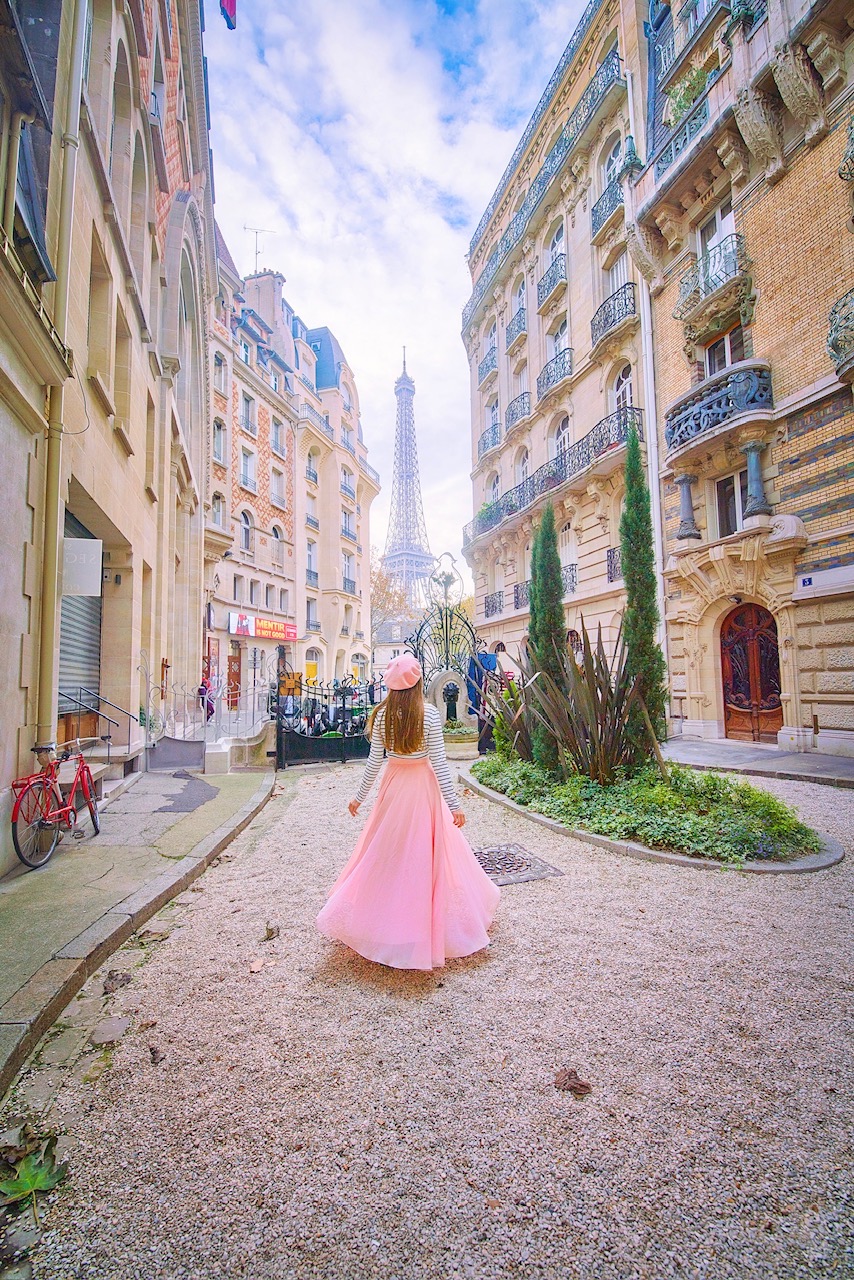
(458, 764), (844, 875)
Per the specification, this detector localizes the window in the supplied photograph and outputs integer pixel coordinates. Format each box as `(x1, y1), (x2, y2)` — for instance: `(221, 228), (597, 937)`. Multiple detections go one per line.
(553, 415), (571, 458)
(342, 424), (354, 451)
(306, 599), (318, 626)
(514, 279), (525, 316)
(603, 138), (621, 189)
(699, 199), (736, 295)
(279, 588), (288, 612)
(715, 470), (749, 538)
(212, 420), (225, 462)
(612, 364), (633, 411)
(271, 418), (285, 455)
(240, 339), (251, 365)
(249, 579), (259, 606)
(233, 574), (244, 602)
(559, 521), (576, 565)
(341, 467), (355, 497)
(608, 251), (628, 295)
(551, 318), (568, 358)
(266, 584), (275, 610)
(705, 325), (745, 377)
(240, 394), (256, 434)
(548, 222), (564, 267)
(486, 398), (499, 430)
(271, 372), (280, 393)
(516, 363), (529, 396)
(214, 353), (226, 392)
(240, 449), (256, 491)
(271, 468), (286, 508)
(271, 525), (284, 567)
(489, 473), (500, 504)
(211, 493), (225, 527)
(240, 510), (254, 553)
(342, 509), (356, 537)
(516, 448), (529, 485)
(306, 540), (316, 570)
(391, 648), (400, 659)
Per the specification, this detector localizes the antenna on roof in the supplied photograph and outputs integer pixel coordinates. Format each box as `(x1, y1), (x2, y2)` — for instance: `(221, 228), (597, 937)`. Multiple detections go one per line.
(402, 345), (406, 373)
(243, 224), (276, 274)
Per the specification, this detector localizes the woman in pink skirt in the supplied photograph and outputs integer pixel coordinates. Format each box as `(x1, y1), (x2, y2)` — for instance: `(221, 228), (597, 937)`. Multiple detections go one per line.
(316, 654), (500, 971)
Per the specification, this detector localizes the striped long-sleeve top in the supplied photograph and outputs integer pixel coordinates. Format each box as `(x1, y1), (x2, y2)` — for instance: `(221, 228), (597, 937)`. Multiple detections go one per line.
(354, 702), (460, 812)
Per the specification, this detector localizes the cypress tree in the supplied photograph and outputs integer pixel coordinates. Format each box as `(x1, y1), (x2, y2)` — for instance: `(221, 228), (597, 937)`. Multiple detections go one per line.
(619, 425), (667, 753)
(528, 502), (565, 774)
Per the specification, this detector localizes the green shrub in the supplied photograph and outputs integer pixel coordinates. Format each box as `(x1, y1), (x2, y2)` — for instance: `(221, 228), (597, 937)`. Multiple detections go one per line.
(470, 757), (821, 865)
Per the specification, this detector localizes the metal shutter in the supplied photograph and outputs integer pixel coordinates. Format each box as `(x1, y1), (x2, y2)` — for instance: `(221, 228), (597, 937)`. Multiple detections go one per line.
(58, 513), (102, 709)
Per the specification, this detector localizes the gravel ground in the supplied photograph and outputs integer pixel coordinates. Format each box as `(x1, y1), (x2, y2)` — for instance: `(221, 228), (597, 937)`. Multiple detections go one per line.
(16, 766), (854, 1279)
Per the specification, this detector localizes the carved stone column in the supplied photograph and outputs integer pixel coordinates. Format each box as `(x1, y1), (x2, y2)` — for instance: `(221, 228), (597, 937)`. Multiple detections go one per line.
(675, 474), (701, 539)
(741, 441), (772, 516)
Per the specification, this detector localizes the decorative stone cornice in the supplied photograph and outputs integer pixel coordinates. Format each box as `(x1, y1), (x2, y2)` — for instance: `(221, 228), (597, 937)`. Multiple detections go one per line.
(732, 86), (786, 185)
(771, 42), (827, 147)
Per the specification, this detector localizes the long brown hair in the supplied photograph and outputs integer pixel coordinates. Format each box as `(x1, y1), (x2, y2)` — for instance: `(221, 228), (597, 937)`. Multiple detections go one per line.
(368, 682), (425, 754)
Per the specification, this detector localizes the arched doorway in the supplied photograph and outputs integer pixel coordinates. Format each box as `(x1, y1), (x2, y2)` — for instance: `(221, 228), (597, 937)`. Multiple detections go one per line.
(720, 603), (783, 742)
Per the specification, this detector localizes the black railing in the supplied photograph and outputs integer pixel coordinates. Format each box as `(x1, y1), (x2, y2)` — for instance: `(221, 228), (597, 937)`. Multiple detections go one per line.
(505, 392), (531, 430)
(591, 179), (623, 235)
(827, 288), (854, 376)
(464, 405), (643, 545)
(506, 307), (527, 348)
(537, 348), (573, 399)
(561, 562), (578, 594)
(340, 482), (356, 500)
(484, 590), (504, 618)
(306, 619), (322, 631)
(591, 282), (636, 346)
(654, 98), (709, 180)
(306, 514), (319, 529)
(537, 254), (567, 308)
(478, 346), (498, 384)
(664, 362), (773, 452)
(341, 525), (357, 541)
(514, 580), (530, 610)
(607, 547), (622, 582)
(239, 473), (257, 493)
(342, 576), (357, 594)
(478, 421), (501, 458)
(306, 569), (319, 587)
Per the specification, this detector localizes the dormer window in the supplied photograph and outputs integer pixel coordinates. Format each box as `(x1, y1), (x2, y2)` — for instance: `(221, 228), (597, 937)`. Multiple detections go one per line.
(240, 340), (251, 365)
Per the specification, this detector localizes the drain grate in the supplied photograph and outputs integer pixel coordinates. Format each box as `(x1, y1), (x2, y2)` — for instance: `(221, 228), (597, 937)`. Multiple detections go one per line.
(472, 842), (564, 886)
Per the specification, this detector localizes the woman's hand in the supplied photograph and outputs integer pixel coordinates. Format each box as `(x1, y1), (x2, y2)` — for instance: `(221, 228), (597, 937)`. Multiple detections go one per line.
(452, 810), (466, 828)
(348, 799), (360, 817)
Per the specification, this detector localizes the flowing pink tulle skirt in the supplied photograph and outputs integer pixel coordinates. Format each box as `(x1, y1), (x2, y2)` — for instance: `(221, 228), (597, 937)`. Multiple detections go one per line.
(317, 756), (500, 971)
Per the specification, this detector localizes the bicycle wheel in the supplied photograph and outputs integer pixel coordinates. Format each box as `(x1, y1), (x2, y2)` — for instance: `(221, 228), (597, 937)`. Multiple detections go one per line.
(12, 779), (61, 869)
(81, 766), (100, 835)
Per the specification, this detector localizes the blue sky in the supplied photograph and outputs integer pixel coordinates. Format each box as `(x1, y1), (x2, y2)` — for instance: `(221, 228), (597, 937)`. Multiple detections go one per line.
(203, 0), (585, 583)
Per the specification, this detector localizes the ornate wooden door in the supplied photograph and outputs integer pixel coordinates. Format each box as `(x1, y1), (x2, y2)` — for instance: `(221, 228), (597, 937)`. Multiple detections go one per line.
(720, 604), (783, 742)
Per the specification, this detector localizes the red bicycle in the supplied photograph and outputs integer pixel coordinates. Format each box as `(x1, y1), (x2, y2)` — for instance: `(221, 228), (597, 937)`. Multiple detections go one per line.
(11, 739), (101, 869)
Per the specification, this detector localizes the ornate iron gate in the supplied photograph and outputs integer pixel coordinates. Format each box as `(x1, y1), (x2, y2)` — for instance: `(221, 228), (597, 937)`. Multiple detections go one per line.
(275, 676), (372, 768)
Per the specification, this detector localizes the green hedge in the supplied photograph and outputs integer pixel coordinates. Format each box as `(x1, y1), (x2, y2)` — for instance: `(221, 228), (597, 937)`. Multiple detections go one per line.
(470, 756), (822, 865)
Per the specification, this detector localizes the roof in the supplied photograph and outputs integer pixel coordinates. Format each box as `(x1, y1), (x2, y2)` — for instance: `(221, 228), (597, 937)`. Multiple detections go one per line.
(305, 326), (348, 390)
(214, 221), (240, 280)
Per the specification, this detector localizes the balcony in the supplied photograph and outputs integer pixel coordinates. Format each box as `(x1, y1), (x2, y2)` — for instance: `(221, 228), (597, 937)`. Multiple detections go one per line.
(537, 349), (573, 400)
(340, 481), (356, 500)
(271, 492), (287, 511)
(505, 392), (531, 431)
(306, 514), (319, 530)
(513, 580), (530, 611)
(484, 590), (504, 618)
(607, 547), (622, 582)
(828, 288), (854, 384)
(306, 619), (322, 632)
(591, 282), (636, 348)
(341, 525), (358, 542)
(506, 307), (527, 353)
(464, 406), (643, 546)
(673, 234), (750, 334)
(478, 345), (498, 386)
(355, 629), (365, 640)
(340, 625), (351, 636)
(654, 97), (709, 181)
(239, 473), (257, 494)
(664, 360), (773, 457)
(591, 179), (624, 239)
(239, 414), (257, 436)
(342, 576), (357, 595)
(537, 254), (567, 312)
(306, 569), (319, 587)
(301, 402), (334, 439)
(478, 421), (501, 459)
(341, 434), (356, 456)
(305, 465), (318, 484)
(358, 456), (380, 486)
(561, 563), (578, 595)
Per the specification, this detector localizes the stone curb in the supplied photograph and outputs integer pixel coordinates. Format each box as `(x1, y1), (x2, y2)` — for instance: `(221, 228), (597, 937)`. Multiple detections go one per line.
(458, 765), (845, 878)
(661, 756), (854, 791)
(0, 771), (276, 1100)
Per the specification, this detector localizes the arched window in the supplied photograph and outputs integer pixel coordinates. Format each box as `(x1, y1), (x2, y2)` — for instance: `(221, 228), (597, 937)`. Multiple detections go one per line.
(307, 448), (320, 481)
(240, 510), (254, 552)
(548, 222), (564, 267)
(559, 521), (576, 566)
(603, 137), (622, 189)
(487, 320), (497, 353)
(612, 364), (633, 412)
(109, 45), (132, 210)
(551, 317), (568, 358)
(271, 524), (284, 568)
(486, 397), (499, 430)
(516, 448), (529, 485)
(489, 473), (500, 504)
(514, 278), (525, 316)
(341, 466), (354, 496)
(553, 415), (571, 458)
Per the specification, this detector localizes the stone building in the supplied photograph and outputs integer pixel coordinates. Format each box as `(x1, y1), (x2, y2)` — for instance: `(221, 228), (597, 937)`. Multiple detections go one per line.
(627, 0), (854, 752)
(205, 250), (379, 692)
(0, 0), (215, 873)
(460, 0), (663, 666)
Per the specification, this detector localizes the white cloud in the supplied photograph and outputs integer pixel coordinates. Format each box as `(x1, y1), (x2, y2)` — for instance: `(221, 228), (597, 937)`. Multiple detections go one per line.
(204, 0), (585, 587)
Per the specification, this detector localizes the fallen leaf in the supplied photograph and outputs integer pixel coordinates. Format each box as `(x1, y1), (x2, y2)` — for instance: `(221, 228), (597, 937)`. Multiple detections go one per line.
(137, 930), (170, 944)
(248, 958), (264, 973)
(554, 1067), (592, 1099)
(137, 1019), (157, 1032)
(486, 1198), (500, 1209)
(261, 923), (280, 942)
(102, 970), (132, 995)
(149, 1045), (165, 1066)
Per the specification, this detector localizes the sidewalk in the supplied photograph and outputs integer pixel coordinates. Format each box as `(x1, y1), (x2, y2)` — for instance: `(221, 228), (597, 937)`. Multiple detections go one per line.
(0, 768), (276, 1096)
(662, 736), (854, 787)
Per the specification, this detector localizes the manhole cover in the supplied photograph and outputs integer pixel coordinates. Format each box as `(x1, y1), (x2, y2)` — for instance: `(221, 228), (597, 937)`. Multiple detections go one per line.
(472, 843), (564, 886)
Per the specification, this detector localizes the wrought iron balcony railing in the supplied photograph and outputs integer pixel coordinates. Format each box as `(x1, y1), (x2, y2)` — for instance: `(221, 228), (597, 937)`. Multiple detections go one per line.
(478, 346), (498, 385)
(464, 406), (643, 545)
(484, 590), (504, 618)
(355, 629), (365, 640)
(271, 492), (287, 510)
(306, 619), (322, 631)
(674, 234), (749, 319)
(606, 547), (622, 582)
(306, 569), (319, 587)
(342, 576), (357, 594)
(462, 48), (623, 328)
(561, 563), (578, 595)
(340, 482), (356, 500)
(664, 362), (773, 453)
(537, 348), (573, 399)
(537, 254), (567, 308)
(301, 402), (334, 438)
(341, 525), (358, 541)
(656, 28), (676, 76)
(305, 514), (319, 530)
(305, 465), (318, 483)
(591, 282), (636, 347)
(239, 414), (256, 436)
(506, 307), (527, 349)
(654, 97), (709, 180)
(514, 580), (530, 610)
(505, 392), (531, 430)
(358, 456), (380, 485)
(341, 435), (356, 456)
(591, 179), (623, 236)
(827, 288), (854, 380)
(239, 473), (257, 493)
(478, 421), (501, 459)
(839, 114), (854, 181)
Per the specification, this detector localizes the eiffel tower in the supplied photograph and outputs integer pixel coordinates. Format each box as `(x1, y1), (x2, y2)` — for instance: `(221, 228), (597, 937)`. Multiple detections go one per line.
(382, 354), (434, 609)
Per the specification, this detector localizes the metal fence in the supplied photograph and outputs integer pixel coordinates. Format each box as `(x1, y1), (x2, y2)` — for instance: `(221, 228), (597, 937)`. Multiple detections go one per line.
(275, 677), (373, 767)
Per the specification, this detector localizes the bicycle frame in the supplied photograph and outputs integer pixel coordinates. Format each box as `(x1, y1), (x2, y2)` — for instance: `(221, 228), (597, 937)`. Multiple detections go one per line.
(12, 747), (94, 828)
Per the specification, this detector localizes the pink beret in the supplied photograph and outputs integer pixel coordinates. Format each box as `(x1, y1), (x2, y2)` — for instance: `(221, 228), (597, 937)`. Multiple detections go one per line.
(384, 654), (423, 690)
